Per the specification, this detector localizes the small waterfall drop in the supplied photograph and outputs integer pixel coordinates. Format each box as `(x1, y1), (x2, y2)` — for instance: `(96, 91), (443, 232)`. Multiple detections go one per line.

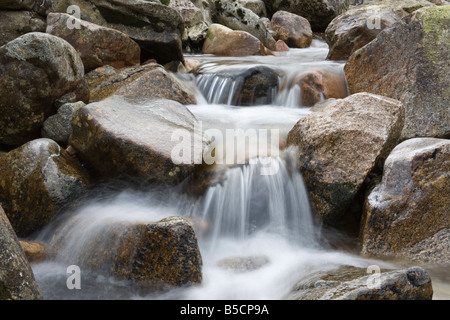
(191, 41), (347, 108)
(188, 152), (320, 252)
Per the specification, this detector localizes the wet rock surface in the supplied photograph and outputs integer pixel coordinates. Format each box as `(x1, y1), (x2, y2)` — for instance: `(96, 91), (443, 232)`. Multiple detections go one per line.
(0, 138), (91, 237)
(361, 138), (450, 264)
(288, 265), (433, 300)
(49, 215), (203, 290)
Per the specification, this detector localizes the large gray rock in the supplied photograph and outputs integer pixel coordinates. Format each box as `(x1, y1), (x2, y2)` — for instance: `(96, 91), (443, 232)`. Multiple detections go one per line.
(345, 5), (450, 140)
(69, 95), (208, 184)
(0, 32), (89, 146)
(288, 265), (433, 300)
(0, 205), (43, 300)
(361, 138), (450, 264)
(325, 0), (434, 60)
(84, 63), (197, 104)
(286, 93), (405, 226)
(0, 138), (91, 237)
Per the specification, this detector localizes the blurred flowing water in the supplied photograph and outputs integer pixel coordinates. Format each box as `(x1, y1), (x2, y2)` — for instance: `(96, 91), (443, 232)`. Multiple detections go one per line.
(27, 40), (450, 300)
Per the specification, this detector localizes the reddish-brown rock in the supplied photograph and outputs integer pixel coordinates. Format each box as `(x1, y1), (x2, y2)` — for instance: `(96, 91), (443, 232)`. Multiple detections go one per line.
(46, 13), (141, 72)
(292, 70), (349, 107)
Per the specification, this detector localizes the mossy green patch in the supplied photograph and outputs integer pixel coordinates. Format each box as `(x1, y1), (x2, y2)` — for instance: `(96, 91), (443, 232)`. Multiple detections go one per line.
(0, 283), (12, 300)
(417, 6), (450, 64)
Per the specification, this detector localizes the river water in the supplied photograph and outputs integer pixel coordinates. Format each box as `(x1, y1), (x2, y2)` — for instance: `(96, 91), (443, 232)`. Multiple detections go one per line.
(28, 40), (450, 300)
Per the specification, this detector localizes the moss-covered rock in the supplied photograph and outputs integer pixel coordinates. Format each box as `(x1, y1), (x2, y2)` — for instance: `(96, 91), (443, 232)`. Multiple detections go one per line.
(325, 0), (434, 61)
(345, 5), (450, 140)
(0, 138), (91, 237)
(0, 32), (89, 146)
(50, 215), (202, 290)
(0, 206), (42, 300)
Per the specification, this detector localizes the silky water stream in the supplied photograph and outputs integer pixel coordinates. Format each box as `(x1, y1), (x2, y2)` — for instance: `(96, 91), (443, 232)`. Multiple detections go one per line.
(28, 40), (450, 300)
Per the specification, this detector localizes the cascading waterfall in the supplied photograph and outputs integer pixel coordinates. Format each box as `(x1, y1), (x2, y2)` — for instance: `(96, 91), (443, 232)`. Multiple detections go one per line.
(28, 40), (394, 300)
(192, 40), (347, 108)
(187, 152), (320, 252)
